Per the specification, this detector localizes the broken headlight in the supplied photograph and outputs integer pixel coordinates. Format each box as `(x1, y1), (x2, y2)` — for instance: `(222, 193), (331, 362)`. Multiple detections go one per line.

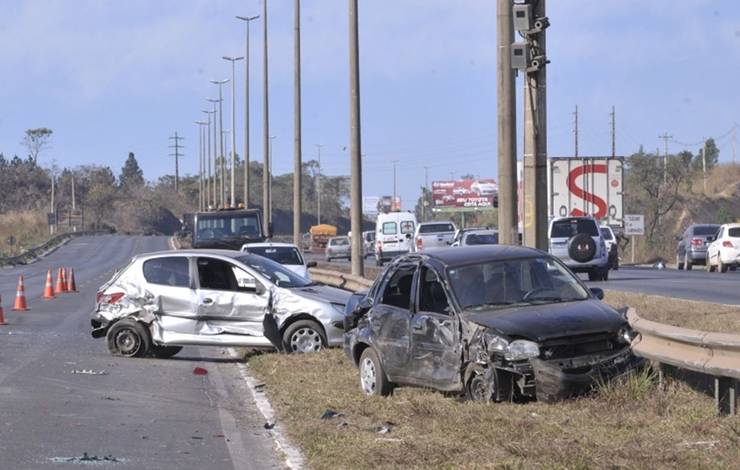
(484, 332), (509, 355)
(617, 326), (638, 345)
(504, 340), (540, 361)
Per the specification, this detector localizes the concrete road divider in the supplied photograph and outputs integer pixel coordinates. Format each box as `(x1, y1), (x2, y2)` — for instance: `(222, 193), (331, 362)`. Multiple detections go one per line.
(628, 309), (740, 416)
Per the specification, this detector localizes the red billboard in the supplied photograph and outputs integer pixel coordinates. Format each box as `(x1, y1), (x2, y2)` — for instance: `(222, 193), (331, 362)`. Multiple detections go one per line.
(432, 179), (498, 209)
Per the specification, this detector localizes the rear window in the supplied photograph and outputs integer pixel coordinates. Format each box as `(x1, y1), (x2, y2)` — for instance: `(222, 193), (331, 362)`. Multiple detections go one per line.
(400, 221), (415, 234)
(693, 225), (719, 236)
(550, 218), (599, 238)
(600, 228), (613, 240)
(382, 222), (397, 235)
(143, 257), (190, 287)
(465, 233), (498, 245)
(247, 246), (303, 265)
(419, 223), (455, 234)
(331, 238), (349, 246)
(728, 228), (740, 238)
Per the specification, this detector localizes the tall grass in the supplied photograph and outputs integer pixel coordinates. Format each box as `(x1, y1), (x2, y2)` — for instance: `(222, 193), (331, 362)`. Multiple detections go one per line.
(0, 210), (50, 256)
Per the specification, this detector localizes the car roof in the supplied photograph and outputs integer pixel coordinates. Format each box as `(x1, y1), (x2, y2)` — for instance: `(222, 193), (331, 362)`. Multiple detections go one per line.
(413, 245), (543, 267)
(419, 220), (454, 225)
(133, 249), (245, 261)
(464, 229), (498, 235)
(244, 242), (298, 248)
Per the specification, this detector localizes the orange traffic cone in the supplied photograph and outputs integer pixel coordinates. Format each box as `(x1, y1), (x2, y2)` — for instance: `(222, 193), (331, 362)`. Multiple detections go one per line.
(54, 268), (66, 295)
(61, 267), (68, 293)
(0, 294), (6, 325)
(12, 275), (29, 311)
(43, 269), (55, 300)
(66, 268), (77, 293)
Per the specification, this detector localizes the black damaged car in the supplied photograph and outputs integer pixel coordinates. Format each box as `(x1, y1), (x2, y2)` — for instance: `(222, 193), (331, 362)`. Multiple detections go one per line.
(344, 246), (642, 402)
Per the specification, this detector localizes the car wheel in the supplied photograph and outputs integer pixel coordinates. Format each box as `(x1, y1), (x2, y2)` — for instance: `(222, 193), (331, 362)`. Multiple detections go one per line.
(466, 371), (492, 402)
(601, 268), (609, 281)
(150, 345), (183, 359)
(376, 257), (383, 267)
(588, 270), (598, 282)
(719, 258), (729, 273)
(282, 319), (326, 353)
(676, 255), (684, 270)
(613, 256), (619, 271)
(107, 319), (151, 358)
(731, 265), (738, 272)
(707, 255), (716, 272)
(358, 348), (393, 397)
(685, 253), (692, 271)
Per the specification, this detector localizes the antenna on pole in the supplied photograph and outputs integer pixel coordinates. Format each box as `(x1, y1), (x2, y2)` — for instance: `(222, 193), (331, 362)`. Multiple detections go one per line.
(169, 132), (185, 193)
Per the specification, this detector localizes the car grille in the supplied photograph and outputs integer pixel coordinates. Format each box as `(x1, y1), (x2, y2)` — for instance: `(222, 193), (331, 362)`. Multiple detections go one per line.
(539, 332), (621, 360)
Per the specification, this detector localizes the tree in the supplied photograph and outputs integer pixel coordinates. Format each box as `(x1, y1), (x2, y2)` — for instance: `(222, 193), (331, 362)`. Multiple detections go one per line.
(21, 128), (53, 164)
(694, 138), (720, 172)
(119, 152), (144, 191)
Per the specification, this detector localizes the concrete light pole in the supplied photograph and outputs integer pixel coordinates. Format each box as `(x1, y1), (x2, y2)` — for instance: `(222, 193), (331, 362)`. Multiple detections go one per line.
(497, 0), (517, 245)
(262, 0), (271, 230)
(315, 144), (322, 225)
(223, 56), (244, 208)
(211, 79), (229, 206)
(293, 0), (303, 246)
(206, 99), (220, 206)
(348, 0), (364, 276)
(269, 136), (276, 219)
(236, 14), (260, 207)
(195, 120), (209, 211)
(202, 108), (216, 208)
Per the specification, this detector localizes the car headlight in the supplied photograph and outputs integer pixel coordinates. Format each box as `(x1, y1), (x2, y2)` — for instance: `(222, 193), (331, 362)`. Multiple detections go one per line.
(484, 331), (509, 354)
(504, 340), (540, 361)
(331, 303), (345, 315)
(617, 327), (638, 345)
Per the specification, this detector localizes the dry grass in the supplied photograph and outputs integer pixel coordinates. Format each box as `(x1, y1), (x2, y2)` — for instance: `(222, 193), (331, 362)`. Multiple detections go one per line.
(0, 210), (49, 256)
(604, 290), (740, 333)
(248, 349), (740, 470)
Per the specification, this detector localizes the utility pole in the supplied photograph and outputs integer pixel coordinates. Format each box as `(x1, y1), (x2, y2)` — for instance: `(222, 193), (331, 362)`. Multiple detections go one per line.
(262, 0), (271, 231)
(50, 173), (55, 235)
(423, 165), (430, 222)
(293, 0), (303, 246)
(658, 132), (672, 184)
(392, 160), (399, 205)
(202, 108), (216, 208)
(348, 0), (364, 276)
(573, 105), (579, 157)
(207, 98), (220, 206)
(195, 121), (208, 211)
(237, 15), (260, 207)
(610, 106), (616, 158)
(169, 132), (184, 193)
(71, 174), (77, 232)
(732, 124), (737, 165)
(223, 57), (244, 208)
(315, 144), (322, 225)
(702, 138), (707, 192)
(497, 0), (517, 246)
(211, 79), (229, 206)
(522, 0), (549, 250)
(269, 136), (276, 219)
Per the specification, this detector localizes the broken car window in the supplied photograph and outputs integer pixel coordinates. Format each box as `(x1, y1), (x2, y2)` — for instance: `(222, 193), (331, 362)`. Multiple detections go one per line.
(418, 266), (451, 315)
(380, 266), (415, 310)
(143, 257), (190, 288)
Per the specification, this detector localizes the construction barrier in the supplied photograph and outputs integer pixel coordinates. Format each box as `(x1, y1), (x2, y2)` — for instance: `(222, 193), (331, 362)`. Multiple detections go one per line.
(43, 269), (55, 300)
(12, 275), (29, 311)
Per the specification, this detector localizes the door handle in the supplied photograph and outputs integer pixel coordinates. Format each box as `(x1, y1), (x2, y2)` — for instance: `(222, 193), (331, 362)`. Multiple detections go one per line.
(202, 298), (213, 305)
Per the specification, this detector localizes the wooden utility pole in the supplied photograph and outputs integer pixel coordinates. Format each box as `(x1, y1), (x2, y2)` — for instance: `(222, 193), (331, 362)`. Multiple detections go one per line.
(658, 132), (672, 184)
(293, 0), (303, 246)
(496, 0), (517, 245)
(169, 132), (184, 193)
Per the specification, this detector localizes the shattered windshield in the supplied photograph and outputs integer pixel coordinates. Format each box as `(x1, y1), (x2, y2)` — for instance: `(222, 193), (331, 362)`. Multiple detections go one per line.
(447, 256), (590, 311)
(236, 254), (311, 288)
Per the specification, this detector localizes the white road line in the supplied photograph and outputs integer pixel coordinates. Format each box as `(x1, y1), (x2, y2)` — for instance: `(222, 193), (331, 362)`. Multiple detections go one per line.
(228, 348), (305, 470)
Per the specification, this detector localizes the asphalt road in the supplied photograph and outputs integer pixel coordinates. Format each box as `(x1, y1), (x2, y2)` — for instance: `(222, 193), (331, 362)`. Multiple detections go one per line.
(306, 252), (740, 305)
(0, 235), (280, 470)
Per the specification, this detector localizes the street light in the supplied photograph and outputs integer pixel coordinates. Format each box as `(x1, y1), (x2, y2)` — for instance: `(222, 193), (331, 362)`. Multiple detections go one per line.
(223, 56), (244, 208)
(269, 135), (276, 218)
(195, 120), (209, 211)
(201, 108), (216, 208)
(236, 15), (259, 208)
(210, 79), (229, 206)
(206, 99), (221, 206)
(315, 144), (323, 225)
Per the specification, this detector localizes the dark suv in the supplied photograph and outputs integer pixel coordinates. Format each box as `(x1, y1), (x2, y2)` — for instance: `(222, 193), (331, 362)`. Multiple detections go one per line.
(676, 224), (720, 270)
(344, 246), (641, 402)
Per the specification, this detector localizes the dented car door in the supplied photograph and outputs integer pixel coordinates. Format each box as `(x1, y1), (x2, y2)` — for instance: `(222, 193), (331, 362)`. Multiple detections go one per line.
(141, 256), (200, 335)
(408, 265), (461, 390)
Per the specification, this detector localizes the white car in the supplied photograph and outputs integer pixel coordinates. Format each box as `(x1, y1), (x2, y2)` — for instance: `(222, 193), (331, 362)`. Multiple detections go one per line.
(241, 242), (316, 279)
(548, 216), (609, 281)
(450, 229), (498, 247)
(471, 181), (497, 196)
(706, 223), (740, 273)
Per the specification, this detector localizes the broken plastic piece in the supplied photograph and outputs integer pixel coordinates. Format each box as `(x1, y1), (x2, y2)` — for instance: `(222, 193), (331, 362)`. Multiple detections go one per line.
(320, 409), (345, 420)
(193, 367), (208, 376)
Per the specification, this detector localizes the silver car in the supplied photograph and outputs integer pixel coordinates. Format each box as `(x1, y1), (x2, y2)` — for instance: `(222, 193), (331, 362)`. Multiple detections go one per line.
(548, 216), (609, 281)
(91, 250), (350, 357)
(326, 236), (351, 261)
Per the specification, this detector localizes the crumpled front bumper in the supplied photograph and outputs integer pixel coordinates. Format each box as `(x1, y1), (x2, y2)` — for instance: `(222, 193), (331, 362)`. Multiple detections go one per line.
(531, 348), (644, 402)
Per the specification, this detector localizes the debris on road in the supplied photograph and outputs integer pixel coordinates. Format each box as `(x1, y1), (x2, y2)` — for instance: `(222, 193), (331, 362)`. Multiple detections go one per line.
(320, 409), (344, 420)
(373, 421), (395, 434)
(193, 367), (208, 376)
(49, 452), (124, 464)
(71, 369), (108, 376)
(264, 422), (275, 430)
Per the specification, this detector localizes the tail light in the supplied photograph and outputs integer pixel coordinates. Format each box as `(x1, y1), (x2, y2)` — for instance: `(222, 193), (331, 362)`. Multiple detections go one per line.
(690, 238), (704, 247)
(97, 292), (124, 305)
(416, 237), (423, 250)
(723, 240), (735, 248)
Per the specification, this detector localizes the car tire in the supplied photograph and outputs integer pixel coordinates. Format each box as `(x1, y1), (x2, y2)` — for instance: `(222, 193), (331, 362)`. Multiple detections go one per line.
(376, 257), (383, 267)
(358, 348), (393, 397)
(601, 268), (609, 281)
(107, 319), (151, 358)
(707, 254), (716, 272)
(685, 253), (692, 271)
(282, 319), (326, 354)
(150, 345), (183, 359)
(676, 255), (684, 270)
(613, 257), (619, 271)
(719, 258), (729, 273)
(568, 234), (597, 263)
(587, 270), (598, 282)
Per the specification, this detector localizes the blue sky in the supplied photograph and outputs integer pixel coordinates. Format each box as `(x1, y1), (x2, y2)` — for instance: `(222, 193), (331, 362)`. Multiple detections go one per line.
(0, 1), (738, 210)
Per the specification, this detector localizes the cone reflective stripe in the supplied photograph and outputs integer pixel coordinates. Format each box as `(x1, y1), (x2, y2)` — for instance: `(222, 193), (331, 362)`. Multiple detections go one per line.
(43, 269), (55, 300)
(66, 268), (77, 293)
(55, 268), (66, 295)
(0, 294), (6, 325)
(61, 267), (68, 293)
(12, 275), (29, 311)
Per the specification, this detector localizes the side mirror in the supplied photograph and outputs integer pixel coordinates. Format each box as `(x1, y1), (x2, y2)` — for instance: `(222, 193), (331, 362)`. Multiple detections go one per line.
(306, 261), (317, 268)
(589, 287), (604, 300)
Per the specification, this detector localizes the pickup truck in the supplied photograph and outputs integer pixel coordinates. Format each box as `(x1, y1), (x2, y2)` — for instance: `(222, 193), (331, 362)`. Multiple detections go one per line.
(413, 221), (457, 252)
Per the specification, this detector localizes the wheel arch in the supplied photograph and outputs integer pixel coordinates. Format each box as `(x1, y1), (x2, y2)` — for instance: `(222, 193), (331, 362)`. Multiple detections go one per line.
(279, 313), (327, 343)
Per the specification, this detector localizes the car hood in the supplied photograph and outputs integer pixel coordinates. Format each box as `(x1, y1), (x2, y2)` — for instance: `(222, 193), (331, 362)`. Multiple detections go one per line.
(465, 299), (626, 342)
(284, 264), (309, 279)
(291, 284), (351, 306)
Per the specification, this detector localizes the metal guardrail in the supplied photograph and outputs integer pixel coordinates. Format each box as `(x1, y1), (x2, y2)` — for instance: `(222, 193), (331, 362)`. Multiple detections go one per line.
(309, 268), (374, 292)
(0, 230), (112, 267)
(628, 309), (739, 416)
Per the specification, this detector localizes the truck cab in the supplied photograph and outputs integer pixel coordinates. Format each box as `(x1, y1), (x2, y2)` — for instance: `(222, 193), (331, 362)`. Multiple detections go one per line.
(192, 209), (266, 250)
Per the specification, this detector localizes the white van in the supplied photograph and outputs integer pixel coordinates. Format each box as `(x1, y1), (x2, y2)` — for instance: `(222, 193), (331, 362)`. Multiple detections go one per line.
(375, 212), (417, 266)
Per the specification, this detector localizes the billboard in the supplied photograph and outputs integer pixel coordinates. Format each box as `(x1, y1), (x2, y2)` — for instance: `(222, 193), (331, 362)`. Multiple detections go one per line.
(431, 179), (498, 210)
(549, 158), (623, 226)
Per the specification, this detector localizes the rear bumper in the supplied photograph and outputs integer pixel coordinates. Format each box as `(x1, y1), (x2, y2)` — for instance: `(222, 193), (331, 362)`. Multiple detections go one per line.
(687, 249), (708, 262)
